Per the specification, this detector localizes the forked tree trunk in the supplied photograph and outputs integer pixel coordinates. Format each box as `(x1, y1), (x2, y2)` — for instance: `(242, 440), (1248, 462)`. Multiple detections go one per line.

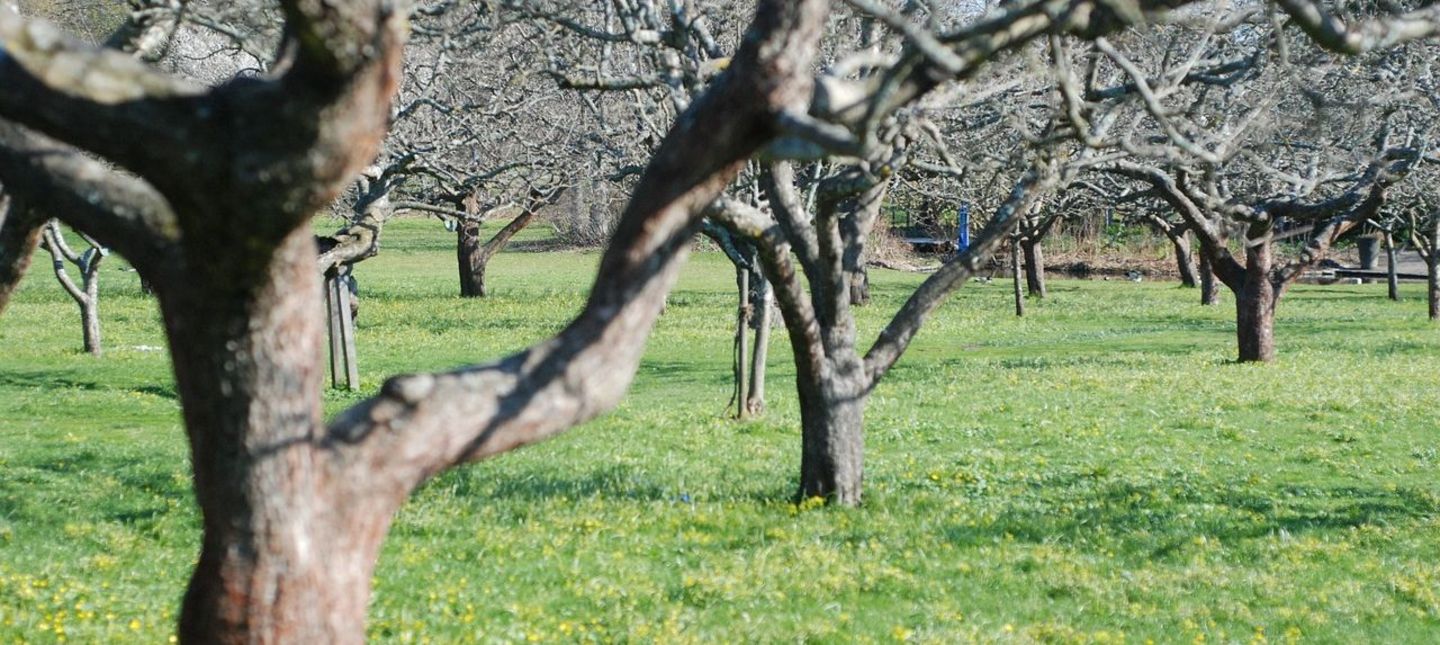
(1199, 254), (1220, 306)
(796, 357), (866, 505)
(167, 230), (385, 642)
(41, 224), (106, 355)
(456, 221), (484, 297)
(459, 210), (535, 298)
(1021, 238), (1046, 298)
(1235, 241), (1276, 362)
(1172, 231), (1198, 288)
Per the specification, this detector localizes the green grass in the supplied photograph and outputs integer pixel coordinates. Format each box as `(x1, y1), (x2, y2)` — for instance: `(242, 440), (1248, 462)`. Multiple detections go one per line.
(2, 218), (1439, 643)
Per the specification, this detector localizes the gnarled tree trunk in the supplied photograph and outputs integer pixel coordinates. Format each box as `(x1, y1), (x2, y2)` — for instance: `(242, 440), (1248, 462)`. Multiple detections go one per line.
(1235, 240), (1276, 363)
(796, 355), (866, 505)
(1021, 237), (1046, 298)
(456, 220), (485, 297)
(167, 230), (386, 642)
(1199, 254), (1220, 306)
(458, 208), (536, 298)
(1172, 230), (1198, 288)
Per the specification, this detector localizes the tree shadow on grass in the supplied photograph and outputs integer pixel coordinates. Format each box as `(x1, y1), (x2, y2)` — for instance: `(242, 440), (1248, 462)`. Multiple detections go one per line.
(0, 371), (104, 392)
(0, 370), (176, 400)
(434, 464), (675, 503)
(935, 475), (1440, 563)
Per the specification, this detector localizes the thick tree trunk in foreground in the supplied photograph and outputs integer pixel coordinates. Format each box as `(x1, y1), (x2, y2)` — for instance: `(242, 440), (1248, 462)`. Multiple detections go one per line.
(1021, 238), (1046, 298)
(168, 229), (384, 642)
(1199, 254), (1220, 305)
(1235, 242), (1276, 363)
(1173, 231), (1198, 288)
(796, 358), (866, 505)
(0, 200), (41, 313)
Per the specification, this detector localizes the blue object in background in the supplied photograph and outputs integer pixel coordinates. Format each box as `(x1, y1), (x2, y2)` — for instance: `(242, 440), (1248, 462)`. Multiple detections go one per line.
(956, 203), (971, 253)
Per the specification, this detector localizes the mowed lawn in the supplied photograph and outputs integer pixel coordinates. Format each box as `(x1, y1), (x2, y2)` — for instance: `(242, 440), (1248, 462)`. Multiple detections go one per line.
(2, 218), (1438, 643)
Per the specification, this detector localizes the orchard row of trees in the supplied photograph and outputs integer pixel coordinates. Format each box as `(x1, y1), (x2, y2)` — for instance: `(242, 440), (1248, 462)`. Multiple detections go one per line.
(1, 0), (1437, 641)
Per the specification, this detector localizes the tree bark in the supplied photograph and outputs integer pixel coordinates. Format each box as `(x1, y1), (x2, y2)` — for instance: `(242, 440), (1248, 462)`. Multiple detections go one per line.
(168, 229), (384, 643)
(80, 270), (101, 356)
(458, 209), (535, 298)
(1199, 254), (1220, 305)
(1357, 235), (1380, 269)
(1235, 241), (1276, 362)
(1429, 257), (1439, 321)
(796, 357), (866, 505)
(456, 220), (485, 297)
(0, 198), (42, 313)
(847, 263), (871, 306)
(1021, 238), (1046, 298)
(1173, 230), (1199, 288)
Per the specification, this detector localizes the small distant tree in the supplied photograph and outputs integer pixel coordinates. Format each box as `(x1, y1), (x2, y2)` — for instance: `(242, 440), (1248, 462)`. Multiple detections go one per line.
(38, 220), (107, 354)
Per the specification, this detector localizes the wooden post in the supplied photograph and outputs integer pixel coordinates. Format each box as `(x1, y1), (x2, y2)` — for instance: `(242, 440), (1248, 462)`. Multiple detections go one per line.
(1011, 242), (1024, 317)
(734, 265), (750, 418)
(325, 270), (359, 391)
(1384, 232), (1399, 301)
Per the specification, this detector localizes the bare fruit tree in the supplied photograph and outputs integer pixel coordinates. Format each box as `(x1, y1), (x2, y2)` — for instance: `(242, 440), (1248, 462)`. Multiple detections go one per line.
(1056, 9), (1435, 361)
(38, 220), (107, 354)
(0, 0), (831, 639)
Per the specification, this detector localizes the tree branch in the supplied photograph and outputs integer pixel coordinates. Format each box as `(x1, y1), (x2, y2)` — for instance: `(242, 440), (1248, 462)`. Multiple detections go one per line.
(707, 197), (827, 384)
(865, 165), (1056, 384)
(323, 0), (831, 498)
(0, 6), (206, 178)
(1274, 0), (1440, 55)
(0, 121), (181, 280)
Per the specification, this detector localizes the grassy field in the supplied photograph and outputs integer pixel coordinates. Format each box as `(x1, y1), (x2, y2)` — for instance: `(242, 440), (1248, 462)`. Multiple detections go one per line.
(2, 218), (1438, 643)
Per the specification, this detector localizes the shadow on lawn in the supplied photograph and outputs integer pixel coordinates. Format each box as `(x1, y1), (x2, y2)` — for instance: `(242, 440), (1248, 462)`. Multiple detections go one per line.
(0, 370), (176, 400)
(0, 371), (104, 392)
(937, 475), (1440, 561)
(444, 464), (675, 503)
